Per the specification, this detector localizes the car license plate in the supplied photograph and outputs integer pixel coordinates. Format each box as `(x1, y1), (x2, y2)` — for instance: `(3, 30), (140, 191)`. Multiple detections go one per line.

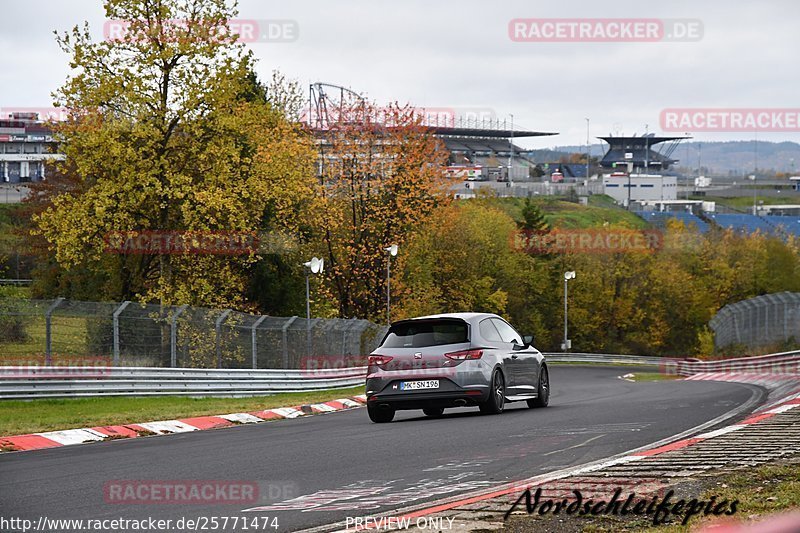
(400, 380), (439, 390)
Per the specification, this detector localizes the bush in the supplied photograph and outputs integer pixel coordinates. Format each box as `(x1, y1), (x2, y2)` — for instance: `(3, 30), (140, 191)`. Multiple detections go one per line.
(0, 299), (28, 343)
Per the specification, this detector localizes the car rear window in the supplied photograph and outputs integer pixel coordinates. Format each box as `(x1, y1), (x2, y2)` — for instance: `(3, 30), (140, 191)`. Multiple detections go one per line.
(381, 319), (469, 348)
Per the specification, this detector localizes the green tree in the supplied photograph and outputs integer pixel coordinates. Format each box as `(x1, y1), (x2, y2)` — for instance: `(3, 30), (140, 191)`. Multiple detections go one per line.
(519, 198), (549, 232)
(33, 0), (316, 308)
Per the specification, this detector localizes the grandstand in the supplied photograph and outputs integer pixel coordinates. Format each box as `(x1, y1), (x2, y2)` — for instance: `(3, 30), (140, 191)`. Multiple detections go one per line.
(432, 123), (556, 180)
(305, 82), (557, 181)
(705, 213), (800, 237)
(636, 211), (710, 233)
(599, 134), (687, 171)
(763, 215), (800, 236)
(637, 210), (800, 238)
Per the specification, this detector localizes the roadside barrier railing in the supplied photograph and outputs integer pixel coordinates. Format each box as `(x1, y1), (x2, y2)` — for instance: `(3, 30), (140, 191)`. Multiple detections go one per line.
(2, 350), (798, 399)
(0, 366), (367, 399)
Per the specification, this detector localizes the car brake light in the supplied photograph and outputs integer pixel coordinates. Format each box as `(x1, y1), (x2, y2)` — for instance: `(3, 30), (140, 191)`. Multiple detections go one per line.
(444, 349), (483, 360)
(368, 354), (394, 366)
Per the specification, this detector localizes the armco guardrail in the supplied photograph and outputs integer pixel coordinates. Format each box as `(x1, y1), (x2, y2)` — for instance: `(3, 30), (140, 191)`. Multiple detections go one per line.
(544, 351), (800, 376)
(543, 353), (664, 366)
(0, 366), (368, 399)
(673, 349), (800, 376)
(0, 353), (664, 400)
(3, 351), (798, 400)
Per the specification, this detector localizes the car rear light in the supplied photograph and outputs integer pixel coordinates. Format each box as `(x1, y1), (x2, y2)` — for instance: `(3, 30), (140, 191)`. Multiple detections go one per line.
(368, 354), (394, 366)
(444, 349), (483, 360)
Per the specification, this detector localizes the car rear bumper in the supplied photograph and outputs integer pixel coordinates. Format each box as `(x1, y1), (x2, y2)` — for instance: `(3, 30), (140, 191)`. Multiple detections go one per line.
(366, 379), (490, 410)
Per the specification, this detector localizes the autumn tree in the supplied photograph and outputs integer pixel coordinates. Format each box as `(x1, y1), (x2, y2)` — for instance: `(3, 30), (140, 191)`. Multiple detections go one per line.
(33, 0), (316, 307)
(314, 101), (450, 320)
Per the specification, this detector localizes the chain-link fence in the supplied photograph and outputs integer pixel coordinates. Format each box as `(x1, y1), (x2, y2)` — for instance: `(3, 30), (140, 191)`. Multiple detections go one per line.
(0, 297), (388, 369)
(709, 292), (800, 350)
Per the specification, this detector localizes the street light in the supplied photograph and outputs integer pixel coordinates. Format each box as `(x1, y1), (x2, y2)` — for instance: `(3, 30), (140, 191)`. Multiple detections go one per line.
(563, 271), (576, 352)
(385, 244), (398, 324)
(508, 114), (514, 181)
(585, 118), (590, 180)
(303, 257), (324, 355)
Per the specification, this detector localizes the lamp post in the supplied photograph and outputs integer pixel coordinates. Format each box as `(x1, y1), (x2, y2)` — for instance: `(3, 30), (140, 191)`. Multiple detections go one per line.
(385, 244), (398, 324)
(753, 131), (759, 215)
(685, 132), (691, 199)
(508, 114), (514, 181)
(563, 271), (576, 352)
(303, 257), (324, 355)
(585, 118), (590, 180)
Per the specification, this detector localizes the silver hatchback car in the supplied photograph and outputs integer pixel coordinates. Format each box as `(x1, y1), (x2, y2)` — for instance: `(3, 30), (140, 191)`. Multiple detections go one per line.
(365, 312), (549, 423)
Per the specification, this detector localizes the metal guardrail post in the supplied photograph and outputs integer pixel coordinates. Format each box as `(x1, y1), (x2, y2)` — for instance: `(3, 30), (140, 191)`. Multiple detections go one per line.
(252, 315), (268, 370)
(112, 301), (131, 366)
(281, 316), (298, 369)
(215, 309), (232, 369)
(170, 305), (188, 368)
(44, 297), (65, 365)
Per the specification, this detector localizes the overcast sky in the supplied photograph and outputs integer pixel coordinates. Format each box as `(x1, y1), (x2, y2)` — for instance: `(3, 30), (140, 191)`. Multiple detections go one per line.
(2, 0), (798, 150)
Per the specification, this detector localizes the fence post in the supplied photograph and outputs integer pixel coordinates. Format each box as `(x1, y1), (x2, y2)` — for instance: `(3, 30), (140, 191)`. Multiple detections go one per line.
(342, 319), (357, 356)
(112, 300), (131, 366)
(44, 297), (65, 365)
(215, 309), (232, 369)
(784, 302), (789, 341)
(252, 315), (268, 370)
(170, 305), (188, 368)
(281, 316), (298, 369)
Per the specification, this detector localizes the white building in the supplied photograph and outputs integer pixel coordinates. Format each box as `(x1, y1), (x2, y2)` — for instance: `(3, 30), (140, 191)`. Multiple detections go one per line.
(0, 113), (65, 183)
(603, 173), (678, 206)
(638, 199), (715, 213)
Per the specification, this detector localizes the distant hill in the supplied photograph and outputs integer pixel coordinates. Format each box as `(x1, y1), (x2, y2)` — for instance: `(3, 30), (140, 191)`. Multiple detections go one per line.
(544, 141), (800, 177)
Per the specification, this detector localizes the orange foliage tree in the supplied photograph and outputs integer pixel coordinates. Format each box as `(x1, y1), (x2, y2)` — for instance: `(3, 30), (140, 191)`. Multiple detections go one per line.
(313, 101), (451, 320)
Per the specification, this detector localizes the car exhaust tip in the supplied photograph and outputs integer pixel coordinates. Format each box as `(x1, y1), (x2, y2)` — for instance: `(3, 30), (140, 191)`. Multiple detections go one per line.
(454, 399), (467, 406)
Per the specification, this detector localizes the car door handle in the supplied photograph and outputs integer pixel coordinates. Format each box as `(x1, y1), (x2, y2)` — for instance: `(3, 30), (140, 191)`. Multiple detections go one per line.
(511, 355), (518, 359)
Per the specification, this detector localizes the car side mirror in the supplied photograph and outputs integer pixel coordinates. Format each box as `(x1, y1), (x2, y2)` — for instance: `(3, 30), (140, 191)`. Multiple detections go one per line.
(523, 335), (534, 347)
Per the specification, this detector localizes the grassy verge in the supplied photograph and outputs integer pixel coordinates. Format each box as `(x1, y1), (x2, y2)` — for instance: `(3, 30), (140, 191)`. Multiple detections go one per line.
(473, 197), (648, 229)
(505, 459), (800, 532)
(689, 195), (792, 209)
(0, 385), (365, 436)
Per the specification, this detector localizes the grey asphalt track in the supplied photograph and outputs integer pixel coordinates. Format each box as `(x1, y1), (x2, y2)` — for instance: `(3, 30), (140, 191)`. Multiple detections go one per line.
(0, 365), (760, 532)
